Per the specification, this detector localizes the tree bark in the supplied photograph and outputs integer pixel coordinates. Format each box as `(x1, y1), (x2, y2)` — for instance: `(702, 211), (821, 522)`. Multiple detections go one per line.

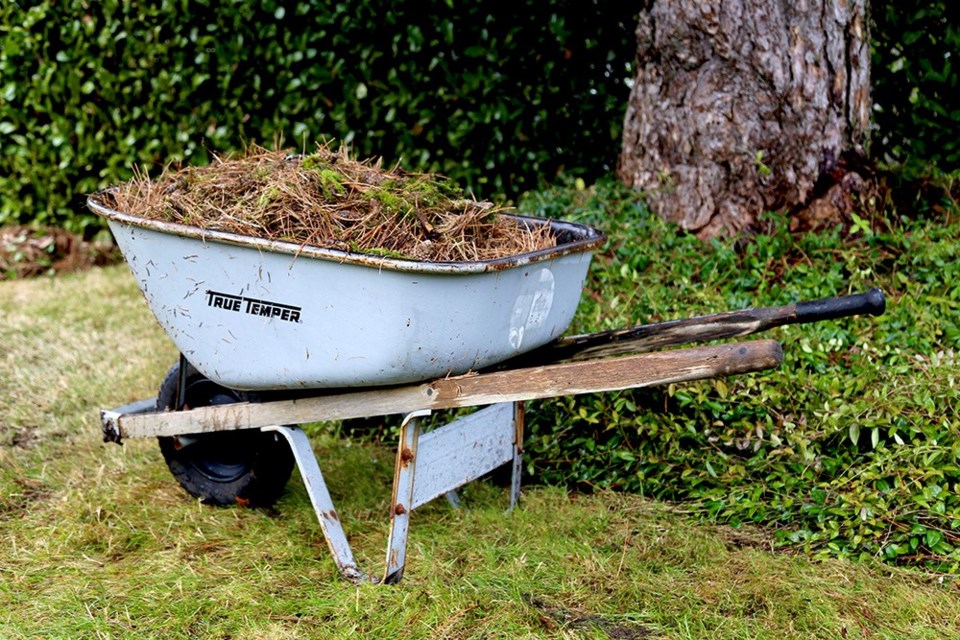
(618, 0), (871, 239)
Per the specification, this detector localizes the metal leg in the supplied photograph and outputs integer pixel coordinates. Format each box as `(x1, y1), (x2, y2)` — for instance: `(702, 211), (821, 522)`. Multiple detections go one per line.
(262, 404), (520, 585)
(444, 490), (462, 510)
(383, 410), (430, 584)
(175, 353), (189, 410)
(509, 401), (524, 512)
(261, 425), (370, 584)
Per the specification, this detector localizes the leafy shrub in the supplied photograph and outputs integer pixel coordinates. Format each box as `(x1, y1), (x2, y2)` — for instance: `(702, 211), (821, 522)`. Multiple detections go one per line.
(0, 0), (636, 233)
(872, 0), (960, 174)
(2, 0), (957, 233)
(516, 178), (960, 572)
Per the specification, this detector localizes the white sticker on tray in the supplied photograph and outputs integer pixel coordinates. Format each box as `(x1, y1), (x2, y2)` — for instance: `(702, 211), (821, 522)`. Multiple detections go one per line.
(508, 268), (555, 350)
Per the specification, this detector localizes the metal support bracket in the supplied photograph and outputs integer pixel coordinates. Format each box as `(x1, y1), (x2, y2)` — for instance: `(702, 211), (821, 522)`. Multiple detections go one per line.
(262, 403), (521, 584)
(100, 398), (156, 444)
(383, 409), (430, 584)
(383, 402), (522, 583)
(261, 425), (370, 584)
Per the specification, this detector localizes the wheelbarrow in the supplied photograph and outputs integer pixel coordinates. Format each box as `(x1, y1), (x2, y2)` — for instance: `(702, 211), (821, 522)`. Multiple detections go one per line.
(90, 195), (886, 584)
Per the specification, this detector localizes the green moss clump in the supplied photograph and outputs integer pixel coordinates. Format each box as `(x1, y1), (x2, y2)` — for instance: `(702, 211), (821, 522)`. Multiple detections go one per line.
(361, 179), (411, 217)
(300, 154), (348, 198)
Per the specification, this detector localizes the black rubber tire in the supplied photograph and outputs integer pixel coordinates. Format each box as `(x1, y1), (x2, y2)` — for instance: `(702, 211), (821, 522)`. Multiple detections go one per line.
(156, 361), (295, 507)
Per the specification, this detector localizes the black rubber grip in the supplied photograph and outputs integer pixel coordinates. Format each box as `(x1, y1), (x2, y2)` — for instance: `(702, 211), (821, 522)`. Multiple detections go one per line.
(795, 288), (886, 323)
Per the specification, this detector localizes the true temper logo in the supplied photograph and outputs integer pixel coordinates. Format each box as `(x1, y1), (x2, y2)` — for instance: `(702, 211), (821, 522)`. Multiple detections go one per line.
(205, 290), (302, 323)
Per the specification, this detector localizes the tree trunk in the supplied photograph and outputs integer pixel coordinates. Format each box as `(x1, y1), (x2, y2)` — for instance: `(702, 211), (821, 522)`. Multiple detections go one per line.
(618, 0), (871, 239)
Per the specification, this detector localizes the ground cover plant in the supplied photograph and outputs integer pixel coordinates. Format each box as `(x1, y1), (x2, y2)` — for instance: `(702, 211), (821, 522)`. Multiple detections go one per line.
(516, 177), (960, 573)
(2, 178), (960, 638)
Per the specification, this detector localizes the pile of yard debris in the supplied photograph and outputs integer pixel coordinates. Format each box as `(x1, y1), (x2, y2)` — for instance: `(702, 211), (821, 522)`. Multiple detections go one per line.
(90, 144), (555, 262)
(0, 226), (116, 280)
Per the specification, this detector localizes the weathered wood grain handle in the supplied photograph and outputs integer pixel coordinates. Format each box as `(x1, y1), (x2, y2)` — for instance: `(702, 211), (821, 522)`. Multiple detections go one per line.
(112, 340), (785, 439)
(430, 339), (784, 409)
(508, 288), (885, 366)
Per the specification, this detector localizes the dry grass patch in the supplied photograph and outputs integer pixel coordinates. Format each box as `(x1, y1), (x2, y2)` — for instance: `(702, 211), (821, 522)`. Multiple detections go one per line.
(3, 245), (960, 640)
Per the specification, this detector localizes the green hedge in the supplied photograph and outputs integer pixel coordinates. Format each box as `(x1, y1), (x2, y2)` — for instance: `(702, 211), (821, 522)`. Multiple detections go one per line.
(872, 1), (960, 175)
(0, 0), (636, 233)
(516, 179), (960, 571)
(2, 1), (957, 233)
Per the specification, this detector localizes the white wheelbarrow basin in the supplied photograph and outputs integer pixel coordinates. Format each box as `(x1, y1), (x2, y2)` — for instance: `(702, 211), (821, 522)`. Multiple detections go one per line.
(89, 197), (605, 390)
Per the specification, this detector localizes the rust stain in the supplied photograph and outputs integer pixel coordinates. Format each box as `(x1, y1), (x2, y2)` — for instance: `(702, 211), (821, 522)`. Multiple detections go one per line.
(394, 503), (407, 515)
(325, 509), (339, 521)
(172, 434), (188, 451)
(400, 447), (415, 465)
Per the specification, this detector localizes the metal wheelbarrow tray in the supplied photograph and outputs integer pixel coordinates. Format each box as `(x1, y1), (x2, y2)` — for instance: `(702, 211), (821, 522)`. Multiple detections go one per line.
(91, 195), (887, 584)
(89, 196), (605, 390)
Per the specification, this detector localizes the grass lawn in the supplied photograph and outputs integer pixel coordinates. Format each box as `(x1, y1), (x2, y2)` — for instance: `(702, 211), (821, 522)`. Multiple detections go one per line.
(2, 257), (960, 638)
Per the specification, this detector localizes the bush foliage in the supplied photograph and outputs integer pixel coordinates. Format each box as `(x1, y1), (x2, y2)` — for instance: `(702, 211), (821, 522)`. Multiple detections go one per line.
(0, 0), (635, 233)
(516, 178), (960, 572)
(2, 1), (957, 232)
(872, 1), (960, 174)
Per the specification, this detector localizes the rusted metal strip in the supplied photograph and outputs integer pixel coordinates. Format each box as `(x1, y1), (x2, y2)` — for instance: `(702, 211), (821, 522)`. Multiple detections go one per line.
(510, 402), (525, 511)
(383, 410), (429, 584)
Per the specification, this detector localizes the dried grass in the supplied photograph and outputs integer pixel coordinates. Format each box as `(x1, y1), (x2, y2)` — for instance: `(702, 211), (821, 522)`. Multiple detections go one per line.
(93, 143), (556, 262)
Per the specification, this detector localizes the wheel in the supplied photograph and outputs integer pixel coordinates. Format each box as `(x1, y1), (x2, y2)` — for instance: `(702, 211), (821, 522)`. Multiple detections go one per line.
(156, 360), (295, 507)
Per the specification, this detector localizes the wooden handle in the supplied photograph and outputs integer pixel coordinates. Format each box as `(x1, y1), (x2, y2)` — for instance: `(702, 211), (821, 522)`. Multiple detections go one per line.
(508, 289), (885, 366)
(430, 339), (784, 408)
(116, 340), (784, 439)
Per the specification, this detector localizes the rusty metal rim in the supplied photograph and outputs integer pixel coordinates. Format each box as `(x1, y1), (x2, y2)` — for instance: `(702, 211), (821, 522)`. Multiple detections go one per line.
(87, 192), (605, 275)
